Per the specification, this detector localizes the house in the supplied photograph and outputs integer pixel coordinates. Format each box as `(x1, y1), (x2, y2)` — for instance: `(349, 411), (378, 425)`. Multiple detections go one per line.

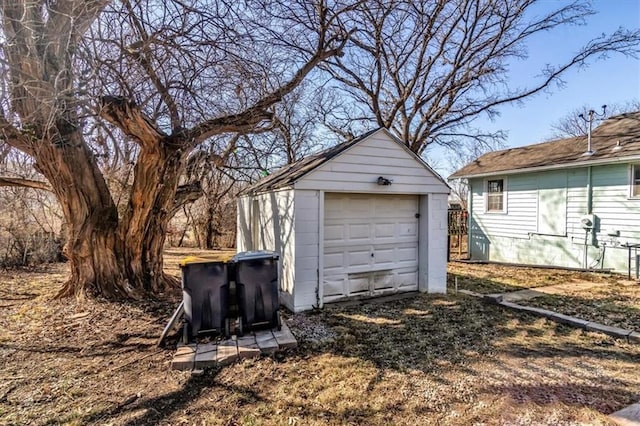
(237, 128), (450, 312)
(450, 112), (640, 273)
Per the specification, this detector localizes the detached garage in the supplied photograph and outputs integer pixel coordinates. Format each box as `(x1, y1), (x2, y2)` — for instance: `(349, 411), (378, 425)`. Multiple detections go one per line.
(237, 128), (450, 312)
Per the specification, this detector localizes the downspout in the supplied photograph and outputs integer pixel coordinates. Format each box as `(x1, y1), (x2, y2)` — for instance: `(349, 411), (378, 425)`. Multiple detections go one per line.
(584, 166), (593, 269)
(587, 166), (593, 214)
(317, 190), (325, 308)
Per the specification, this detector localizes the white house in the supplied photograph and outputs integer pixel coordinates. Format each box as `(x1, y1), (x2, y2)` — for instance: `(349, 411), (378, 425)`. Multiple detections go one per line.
(237, 128), (450, 312)
(450, 112), (640, 275)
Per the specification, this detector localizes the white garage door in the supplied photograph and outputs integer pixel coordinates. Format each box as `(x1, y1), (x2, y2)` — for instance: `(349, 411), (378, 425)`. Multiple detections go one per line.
(323, 193), (420, 303)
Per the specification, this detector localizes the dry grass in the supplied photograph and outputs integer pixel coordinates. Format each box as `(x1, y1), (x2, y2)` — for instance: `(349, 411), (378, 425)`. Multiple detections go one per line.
(1, 258), (639, 425)
(163, 247), (236, 276)
(526, 282), (640, 332)
(449, 261), (640, 331)
(447, 261), (620, 294)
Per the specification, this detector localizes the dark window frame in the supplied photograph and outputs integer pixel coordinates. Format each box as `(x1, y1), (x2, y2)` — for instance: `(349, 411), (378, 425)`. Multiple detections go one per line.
(486, 178), (506, 212)
(632, 164), (640, 198)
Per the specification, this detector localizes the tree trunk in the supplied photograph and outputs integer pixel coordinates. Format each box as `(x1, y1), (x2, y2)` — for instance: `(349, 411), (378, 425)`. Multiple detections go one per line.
(204, 203), (217, 249)
(116, 140), (189, 293)
(34, 127), (186, 298)
(32, 131), (131, 299)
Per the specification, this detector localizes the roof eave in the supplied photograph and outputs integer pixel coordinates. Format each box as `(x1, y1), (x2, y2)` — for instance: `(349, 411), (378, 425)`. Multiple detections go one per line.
(449, 154), (640, 179)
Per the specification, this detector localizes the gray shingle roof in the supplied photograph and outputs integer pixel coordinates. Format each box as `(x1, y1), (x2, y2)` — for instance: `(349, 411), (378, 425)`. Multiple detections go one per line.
(450, 111), (640, 179)
(238, 128), (381, 195)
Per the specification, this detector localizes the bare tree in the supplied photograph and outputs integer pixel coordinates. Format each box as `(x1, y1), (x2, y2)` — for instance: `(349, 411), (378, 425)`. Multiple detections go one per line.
(323, 0), (640, 155)
(0, 151), (63, 266)
(446, 137), (506, 209)
(0, 0), (353, 299)
(549, 100), (640, 138)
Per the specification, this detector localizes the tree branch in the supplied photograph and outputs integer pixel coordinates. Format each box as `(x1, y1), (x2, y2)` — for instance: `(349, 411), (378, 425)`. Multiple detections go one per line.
(0, 177), (52, 192)
(120, 0), (182, 131)
(188, 31), (352, 143)
(171, 182), (203, 216)
(0, 117), (35, 156)
(99, 96), (168, 147)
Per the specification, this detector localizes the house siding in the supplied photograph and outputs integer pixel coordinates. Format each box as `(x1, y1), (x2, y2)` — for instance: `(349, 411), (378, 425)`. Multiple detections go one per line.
(469, 164), (640, 273)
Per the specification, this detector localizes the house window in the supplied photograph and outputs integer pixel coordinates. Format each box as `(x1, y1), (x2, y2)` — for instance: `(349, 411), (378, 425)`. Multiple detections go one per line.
(632, 164), (640, 198)
(487, 179), (505, 212)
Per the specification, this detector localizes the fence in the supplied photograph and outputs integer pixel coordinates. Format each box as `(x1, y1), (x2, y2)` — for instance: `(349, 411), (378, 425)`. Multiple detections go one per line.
(447, 209), (468, 260)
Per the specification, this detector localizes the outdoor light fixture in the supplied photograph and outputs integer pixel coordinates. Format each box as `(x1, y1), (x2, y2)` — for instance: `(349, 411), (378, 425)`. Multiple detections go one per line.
(377, 176), (392, 185)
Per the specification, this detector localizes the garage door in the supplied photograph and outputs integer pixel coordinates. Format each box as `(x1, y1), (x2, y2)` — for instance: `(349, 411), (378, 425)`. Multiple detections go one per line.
(323, 193), (419, 303)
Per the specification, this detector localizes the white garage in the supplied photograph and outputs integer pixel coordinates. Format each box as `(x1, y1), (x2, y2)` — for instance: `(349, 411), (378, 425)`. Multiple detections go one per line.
(237, 128), (450, 312)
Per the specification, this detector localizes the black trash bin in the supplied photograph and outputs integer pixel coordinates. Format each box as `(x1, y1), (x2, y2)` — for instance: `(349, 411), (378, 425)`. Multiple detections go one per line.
(232, 251), (281, 335)
(180, 259), (231, 342)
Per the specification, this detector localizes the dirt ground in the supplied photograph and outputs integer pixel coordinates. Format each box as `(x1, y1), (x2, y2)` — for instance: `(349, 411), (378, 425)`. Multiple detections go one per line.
(1, 257), (640, 425)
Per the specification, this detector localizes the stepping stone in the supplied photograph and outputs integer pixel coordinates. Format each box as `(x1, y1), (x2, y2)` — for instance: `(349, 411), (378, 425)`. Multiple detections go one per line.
(483, 294), (503, 303)
(237, 334), (257, 346)
(216, 339), (238, 366)
(237, 335), (261, 359)
(273, 323), (297, 349)
(194, 343), (217, 369)
(171, 344), (196, 371)
(255, 330), (278, 354)
(610, 401), (640, 426)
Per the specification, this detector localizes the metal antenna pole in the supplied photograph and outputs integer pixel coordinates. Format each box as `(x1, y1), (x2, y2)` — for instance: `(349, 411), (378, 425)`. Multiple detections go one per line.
(578, 105), (606, 156)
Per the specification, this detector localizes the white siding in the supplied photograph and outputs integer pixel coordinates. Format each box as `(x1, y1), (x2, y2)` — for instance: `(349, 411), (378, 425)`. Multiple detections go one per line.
(425, 193), (448, 293)
(243, 189), (296, 310)
(469, 164), (640, 273)
(295, 130), (449, 194)
(293, 190), (320, 312)
(566, 169), (588, 239)
(537, 171), (567, 236)
(237, 129), (451, 312)
(236, 196), (252, 252)
(591, 164), (640, 272)
(470, 174), (538, 241)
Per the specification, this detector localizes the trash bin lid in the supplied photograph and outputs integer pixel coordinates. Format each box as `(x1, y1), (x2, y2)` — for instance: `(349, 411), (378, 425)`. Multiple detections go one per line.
(179, 252), (234, 267)
(232, 250), (280, 262)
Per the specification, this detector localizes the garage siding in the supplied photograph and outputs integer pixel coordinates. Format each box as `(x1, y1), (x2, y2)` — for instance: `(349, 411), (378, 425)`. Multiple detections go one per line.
(237, 189), (296, 311)
(295, 132), (448, 194)
(425, 193), (448, 293)
(293, 189), (321, 312)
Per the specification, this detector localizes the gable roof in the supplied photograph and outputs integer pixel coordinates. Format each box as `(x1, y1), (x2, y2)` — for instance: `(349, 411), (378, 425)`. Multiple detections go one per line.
(239, 128), (447, 195)
(450, 111), (640, 179)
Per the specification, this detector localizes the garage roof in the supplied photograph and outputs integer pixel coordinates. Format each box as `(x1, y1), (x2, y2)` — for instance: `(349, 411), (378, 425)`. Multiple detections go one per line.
(239, 128), (446, 195)
(450, 111), (640, 179)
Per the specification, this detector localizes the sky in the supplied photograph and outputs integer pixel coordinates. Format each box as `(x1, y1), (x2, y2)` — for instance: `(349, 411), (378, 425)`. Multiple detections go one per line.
(435, 0), (640, 176)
